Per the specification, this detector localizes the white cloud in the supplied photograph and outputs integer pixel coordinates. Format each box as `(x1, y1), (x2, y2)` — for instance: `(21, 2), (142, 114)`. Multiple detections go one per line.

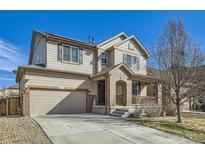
(0, 77), (15, 81)
(0, 39), (27, 72)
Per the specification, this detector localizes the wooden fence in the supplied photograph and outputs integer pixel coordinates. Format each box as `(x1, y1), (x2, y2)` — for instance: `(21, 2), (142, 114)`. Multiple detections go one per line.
(0, 96), (22, 116)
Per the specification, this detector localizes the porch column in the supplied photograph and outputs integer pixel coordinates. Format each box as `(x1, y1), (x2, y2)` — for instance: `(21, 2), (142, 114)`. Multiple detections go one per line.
(126, 79), (132, 106)
(108, 75), (117, 106)
(157, 84), (163, 105)
(105, 75), (111, 114)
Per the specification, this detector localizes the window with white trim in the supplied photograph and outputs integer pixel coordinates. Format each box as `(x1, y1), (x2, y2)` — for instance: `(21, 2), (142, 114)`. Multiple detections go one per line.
(123, 54), (140, 71)
(62, 45), (79, 63)
(101, 52), (108, 64)
(72, 47), (79, 63)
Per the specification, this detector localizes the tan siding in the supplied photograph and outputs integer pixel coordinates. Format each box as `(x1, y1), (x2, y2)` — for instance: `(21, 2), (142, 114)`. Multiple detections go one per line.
(19, 75), (25, 94)
(25, 71), (97, 95)
(97, 36), (124, 72)
(114, 48), (147, 75)
(98, 40), (147, 75)
(118, 39), (140, 51)
(19, 75), (29, 116)
(97, 48), (104, 72)
(23, 92), (29, 116)
(97, 49), (115, 72)
(46, 41), (95, 74)
(109, 50), (115, 66)
(100, 36), (124, 49)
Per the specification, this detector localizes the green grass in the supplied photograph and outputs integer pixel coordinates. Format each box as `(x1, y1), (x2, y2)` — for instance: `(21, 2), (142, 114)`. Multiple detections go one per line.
(127, 116), (205, 143)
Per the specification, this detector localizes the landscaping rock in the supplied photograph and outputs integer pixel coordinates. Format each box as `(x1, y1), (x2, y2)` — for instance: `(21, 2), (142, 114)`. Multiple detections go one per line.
(0, 115), (51, 144)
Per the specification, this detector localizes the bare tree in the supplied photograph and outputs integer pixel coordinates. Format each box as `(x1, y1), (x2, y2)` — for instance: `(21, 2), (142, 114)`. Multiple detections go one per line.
(153, 18), (205, 123)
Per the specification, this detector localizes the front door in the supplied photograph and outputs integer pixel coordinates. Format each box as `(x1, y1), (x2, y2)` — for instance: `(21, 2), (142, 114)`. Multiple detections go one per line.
(116, 81), (126, 106)
(116, 82), (123, 105)
(98, 80), (105, 105)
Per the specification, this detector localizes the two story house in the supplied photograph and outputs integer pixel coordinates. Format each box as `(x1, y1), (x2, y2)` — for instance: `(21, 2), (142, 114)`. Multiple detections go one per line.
(16, 31), (159, 116)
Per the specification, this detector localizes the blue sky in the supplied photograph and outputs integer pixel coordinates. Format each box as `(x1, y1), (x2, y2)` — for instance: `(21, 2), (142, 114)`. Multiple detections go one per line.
(0, 10), (205, 89)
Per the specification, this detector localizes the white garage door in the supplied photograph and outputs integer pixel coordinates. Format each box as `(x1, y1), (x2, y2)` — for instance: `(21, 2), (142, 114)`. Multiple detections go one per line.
(29, 90), (86, 115)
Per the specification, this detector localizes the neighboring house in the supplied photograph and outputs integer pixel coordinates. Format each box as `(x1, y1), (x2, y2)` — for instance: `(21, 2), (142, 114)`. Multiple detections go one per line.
(16, 31), (161, 116)
(0, 85), (19, 97)
(147, 66), (205, 111)
(188, 65), (205, 110)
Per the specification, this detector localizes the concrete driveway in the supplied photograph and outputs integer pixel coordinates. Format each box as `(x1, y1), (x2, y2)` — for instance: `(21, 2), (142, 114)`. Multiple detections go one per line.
(33, 114), (195, 144)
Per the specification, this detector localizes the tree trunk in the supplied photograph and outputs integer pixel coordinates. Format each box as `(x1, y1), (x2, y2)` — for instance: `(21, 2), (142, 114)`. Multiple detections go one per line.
(176, 102), (182, 123)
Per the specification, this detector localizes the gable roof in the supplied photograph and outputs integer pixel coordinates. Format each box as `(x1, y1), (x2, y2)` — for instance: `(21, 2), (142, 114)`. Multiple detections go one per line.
(110, 35), (150, 58)
(29, 30), (96, 64)
(44, 32), (96, 48)
(97, 32), (128, 48)
(90, 63), (134, 79)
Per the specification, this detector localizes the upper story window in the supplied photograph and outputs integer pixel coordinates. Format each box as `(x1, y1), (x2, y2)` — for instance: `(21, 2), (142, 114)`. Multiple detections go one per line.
(101, 52), (108, 64)
(58, 44), (80, 63)
(58, 44), (83, 64)
(123, 54), (140, 71)
(72, 47), (79, 63)
(63, 45), (71, 61)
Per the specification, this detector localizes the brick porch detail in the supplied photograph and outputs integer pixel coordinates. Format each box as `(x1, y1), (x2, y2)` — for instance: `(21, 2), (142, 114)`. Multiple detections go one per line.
(105, 67), (132, 113)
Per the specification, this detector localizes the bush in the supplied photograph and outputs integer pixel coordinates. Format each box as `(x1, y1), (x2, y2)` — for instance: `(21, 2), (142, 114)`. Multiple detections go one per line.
(164, 102), (177, 116)
(142, 102), (162, 117)
(128, 109), (144, 118)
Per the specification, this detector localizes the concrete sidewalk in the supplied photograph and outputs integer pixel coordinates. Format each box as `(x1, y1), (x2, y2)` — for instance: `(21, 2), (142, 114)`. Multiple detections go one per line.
(33, 114), (196, 144)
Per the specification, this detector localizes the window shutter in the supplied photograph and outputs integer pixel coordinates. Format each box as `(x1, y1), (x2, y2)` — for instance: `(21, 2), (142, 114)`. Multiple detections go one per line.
(57, 44), (62, 61)
(79, 48), (83, 64)
(107, 54), (111, 65)
(136, 56), (140, 71)
(123, 53), (127, 65)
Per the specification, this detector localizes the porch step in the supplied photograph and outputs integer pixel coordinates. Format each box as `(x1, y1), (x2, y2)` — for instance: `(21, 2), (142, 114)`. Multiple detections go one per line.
(111, 112), (124, 117)
(110, 108), (129, 117)
(112, 110), (125, 115)
(115, 108), (129, 112)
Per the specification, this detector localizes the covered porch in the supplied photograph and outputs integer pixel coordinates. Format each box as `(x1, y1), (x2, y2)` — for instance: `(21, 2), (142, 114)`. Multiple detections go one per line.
(90, 64), (160, 114)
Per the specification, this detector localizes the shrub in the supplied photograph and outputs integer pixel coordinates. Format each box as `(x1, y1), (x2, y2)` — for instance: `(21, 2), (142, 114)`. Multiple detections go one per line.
(128, 109), (144, 118)
(164, 102), (177, 116)
(142, 102), (162, 117)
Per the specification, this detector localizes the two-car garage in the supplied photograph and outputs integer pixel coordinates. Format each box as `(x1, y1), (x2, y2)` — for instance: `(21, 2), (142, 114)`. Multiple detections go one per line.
(18, 66), (97, 116)
(29, 89), (87, 116)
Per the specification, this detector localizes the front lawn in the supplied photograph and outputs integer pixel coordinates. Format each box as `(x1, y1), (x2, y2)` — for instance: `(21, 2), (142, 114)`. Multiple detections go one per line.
(127, 115), (205, 143)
